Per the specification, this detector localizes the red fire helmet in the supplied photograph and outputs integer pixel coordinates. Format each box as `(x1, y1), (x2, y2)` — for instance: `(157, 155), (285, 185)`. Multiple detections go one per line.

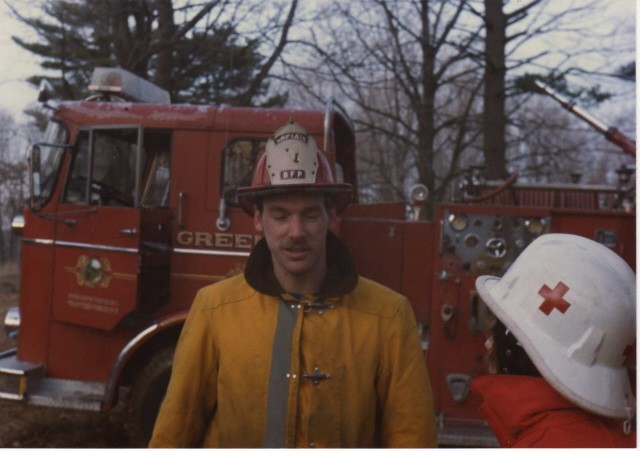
(236, 119), (353, 215)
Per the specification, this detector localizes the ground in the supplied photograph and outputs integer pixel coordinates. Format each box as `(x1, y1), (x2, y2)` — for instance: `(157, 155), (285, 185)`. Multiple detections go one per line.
(0, 266), (132, 448)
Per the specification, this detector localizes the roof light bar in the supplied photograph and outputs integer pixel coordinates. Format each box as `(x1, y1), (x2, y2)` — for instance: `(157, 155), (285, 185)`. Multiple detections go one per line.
(88, 67), (170, 104)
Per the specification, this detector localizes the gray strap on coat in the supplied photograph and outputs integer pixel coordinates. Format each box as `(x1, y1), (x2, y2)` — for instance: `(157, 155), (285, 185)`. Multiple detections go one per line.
(264, 300), (298, 447)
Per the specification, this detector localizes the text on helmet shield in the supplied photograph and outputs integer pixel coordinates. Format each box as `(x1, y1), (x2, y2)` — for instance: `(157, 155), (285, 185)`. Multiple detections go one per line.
(281, 170), (306, 180)
(274, 132), (308, 145)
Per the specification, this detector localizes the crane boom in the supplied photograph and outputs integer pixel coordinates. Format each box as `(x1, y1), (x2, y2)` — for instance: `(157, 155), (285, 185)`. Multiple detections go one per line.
(534, 80), (636, 157)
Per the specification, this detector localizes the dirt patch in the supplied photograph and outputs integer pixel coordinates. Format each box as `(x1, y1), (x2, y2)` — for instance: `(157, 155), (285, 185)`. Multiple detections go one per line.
(0, 400), (129, 448)
(0, 266), (133, 448)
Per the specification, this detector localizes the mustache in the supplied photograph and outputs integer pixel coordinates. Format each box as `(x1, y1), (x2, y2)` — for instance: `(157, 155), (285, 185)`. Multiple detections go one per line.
(283, 238), (309, 249)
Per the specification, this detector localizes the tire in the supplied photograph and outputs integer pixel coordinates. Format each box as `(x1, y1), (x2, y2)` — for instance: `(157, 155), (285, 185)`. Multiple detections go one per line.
(126, 346), (174, 447)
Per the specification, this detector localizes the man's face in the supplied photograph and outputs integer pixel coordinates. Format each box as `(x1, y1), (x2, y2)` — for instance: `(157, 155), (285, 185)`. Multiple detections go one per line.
(254, 193), (337, 291)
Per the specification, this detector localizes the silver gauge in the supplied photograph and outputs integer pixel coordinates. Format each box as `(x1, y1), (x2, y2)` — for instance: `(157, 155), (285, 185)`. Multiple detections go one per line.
(485, 237), (507, 258)
(464, 233), (479, 248)
(525, 218), (546, 235)
(448, 213), (469, 232)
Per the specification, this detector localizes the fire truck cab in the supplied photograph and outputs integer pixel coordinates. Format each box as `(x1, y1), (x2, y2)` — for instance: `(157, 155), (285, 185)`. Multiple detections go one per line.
(2, 67), (358, 444)
(0, 67), (635, 446)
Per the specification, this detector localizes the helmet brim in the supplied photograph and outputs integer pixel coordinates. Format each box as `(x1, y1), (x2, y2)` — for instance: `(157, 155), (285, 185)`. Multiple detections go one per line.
(236, 183), (354, 216)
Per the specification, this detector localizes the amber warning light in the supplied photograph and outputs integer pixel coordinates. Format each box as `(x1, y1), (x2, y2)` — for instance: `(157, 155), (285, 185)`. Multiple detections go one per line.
(88, 67), (170, 104)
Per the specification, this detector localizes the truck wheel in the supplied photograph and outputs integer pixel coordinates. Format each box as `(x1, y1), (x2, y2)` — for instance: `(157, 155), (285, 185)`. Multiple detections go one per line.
(126, 346), (174, 447)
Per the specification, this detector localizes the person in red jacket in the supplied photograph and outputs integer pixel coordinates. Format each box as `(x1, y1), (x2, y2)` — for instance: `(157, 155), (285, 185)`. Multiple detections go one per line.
(470, 233), (636, 448)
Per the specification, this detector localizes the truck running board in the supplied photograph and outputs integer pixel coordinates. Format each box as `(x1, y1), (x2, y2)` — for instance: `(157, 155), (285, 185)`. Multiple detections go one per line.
(435, 411), (498, 447)
(437, 424), (498, 448)
(0, 349), (104, 411)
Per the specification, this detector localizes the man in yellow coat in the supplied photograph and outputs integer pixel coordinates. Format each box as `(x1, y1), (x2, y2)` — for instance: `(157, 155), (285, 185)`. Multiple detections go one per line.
(149, 120), (437, 448)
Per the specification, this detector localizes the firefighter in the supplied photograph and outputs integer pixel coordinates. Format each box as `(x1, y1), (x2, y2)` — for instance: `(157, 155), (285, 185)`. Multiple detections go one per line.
(149, 120), (437, 448)
(471, 233), (636, 447)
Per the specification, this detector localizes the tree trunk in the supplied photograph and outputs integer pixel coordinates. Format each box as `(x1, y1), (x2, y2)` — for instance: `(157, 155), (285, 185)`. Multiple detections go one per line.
(154, 0), (176, 93)
(483, 0), (508, 180)
(110, 0), (151, 76)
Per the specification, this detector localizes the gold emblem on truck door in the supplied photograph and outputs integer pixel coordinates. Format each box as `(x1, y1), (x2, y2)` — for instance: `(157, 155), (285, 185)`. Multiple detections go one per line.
(75, 255), (113, 288)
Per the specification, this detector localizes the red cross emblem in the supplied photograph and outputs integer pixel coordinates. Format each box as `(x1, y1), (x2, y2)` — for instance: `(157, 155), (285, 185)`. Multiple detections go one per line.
(538, 282), (571, 315)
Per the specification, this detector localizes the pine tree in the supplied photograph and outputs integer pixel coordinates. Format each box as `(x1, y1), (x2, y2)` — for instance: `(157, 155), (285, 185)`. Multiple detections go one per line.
(9, 0), (295, 106)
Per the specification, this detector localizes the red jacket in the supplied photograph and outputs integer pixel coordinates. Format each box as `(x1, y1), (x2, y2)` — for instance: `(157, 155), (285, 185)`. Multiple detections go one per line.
(471, 374), (635, 448)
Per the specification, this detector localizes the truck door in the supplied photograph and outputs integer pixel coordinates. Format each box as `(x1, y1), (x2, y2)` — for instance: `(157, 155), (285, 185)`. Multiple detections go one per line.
(52, 127), (172, 331)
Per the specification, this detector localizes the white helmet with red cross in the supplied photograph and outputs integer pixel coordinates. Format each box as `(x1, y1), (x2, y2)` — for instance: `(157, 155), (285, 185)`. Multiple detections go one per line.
(476, 233), (636, 419)
(236, 119), (353, 215)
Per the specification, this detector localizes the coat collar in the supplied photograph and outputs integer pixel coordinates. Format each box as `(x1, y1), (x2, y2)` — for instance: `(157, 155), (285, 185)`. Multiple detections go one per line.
(244, 231), (359, 298)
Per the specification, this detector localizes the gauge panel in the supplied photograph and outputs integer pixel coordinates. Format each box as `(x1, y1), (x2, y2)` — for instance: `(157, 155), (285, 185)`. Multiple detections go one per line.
(441, 210), (550, 275)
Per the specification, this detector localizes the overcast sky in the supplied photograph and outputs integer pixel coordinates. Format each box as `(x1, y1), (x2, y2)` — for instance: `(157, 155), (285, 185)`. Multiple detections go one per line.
(0, 1), (41, 119)
(0, 0), (635, 125)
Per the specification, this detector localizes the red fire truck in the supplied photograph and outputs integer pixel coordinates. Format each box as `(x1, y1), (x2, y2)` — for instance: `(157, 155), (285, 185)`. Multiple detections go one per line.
(0, 67), (635, 446)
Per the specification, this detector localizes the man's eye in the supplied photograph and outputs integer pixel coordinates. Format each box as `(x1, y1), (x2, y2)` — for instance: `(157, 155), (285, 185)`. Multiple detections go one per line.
(269, 211), (288, 220)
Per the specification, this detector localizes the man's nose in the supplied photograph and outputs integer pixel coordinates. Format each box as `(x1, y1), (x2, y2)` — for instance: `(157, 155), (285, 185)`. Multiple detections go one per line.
(287, 215), (305, 237)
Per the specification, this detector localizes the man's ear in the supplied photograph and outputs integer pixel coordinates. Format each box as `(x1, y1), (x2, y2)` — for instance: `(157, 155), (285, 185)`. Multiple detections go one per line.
(253, 207), (263, 232)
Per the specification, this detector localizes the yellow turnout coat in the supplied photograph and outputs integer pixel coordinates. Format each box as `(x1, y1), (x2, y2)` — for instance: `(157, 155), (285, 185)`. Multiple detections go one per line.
(149, 234), (436, 447)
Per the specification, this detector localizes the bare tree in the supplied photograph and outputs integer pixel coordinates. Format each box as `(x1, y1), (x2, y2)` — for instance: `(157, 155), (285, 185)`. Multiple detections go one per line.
(472, 0), (631, 180)
(284, 0), (484, 216)
(283, 0), (633, 211)
(511, 93), (633, 186)
(0, 109), (29, 263)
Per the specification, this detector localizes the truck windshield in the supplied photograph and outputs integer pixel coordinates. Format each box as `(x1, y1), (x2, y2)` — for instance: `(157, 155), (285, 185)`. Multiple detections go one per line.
(64, 127), (171, 208)
(32, 121), (68, 207)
